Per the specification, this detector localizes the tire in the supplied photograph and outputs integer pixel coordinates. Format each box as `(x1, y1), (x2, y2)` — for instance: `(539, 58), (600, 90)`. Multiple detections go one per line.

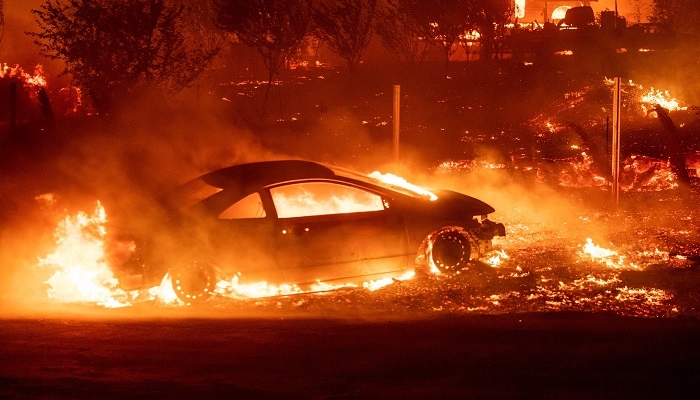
(170, 261), (216, 303)
(423, 227), (472, 274)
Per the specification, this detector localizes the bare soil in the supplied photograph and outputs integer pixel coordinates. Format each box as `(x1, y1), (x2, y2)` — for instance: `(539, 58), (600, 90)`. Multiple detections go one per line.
(2, 311), (700, 399)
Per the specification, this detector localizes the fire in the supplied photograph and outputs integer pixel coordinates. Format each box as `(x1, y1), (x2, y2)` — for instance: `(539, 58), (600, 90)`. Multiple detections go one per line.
(486, 250), (509, 267)
(624, 79), (688, 114)
(0, 63), (47, 87)
(36, 202), (131, 308)
(580, 238), (638, 270)
(368, 171), (438, 201)
(37, 201), (416, 307)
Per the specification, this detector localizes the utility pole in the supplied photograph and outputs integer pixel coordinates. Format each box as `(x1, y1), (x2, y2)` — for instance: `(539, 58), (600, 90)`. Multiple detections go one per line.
(393, 85), (400, 163)
(611, 77), (622, 205)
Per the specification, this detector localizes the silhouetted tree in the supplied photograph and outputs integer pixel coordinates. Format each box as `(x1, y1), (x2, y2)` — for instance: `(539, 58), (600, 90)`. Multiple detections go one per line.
(214, 0), (311, 111)
(311, 0), (378, 73)
(473, 0), (513, 61)
(650, 0), (700, 35)
(424, 0), (477, 77)
(30, 0), (218, 114)
(628, 0), (647, 24)
(375, 0), (433, 71)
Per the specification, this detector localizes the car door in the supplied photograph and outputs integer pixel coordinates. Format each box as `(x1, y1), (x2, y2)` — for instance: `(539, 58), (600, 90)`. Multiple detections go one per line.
(267, 180), (410, 285)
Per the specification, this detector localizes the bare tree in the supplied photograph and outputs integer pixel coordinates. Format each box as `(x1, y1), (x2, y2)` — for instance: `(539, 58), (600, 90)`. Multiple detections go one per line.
(311, 0), (378, 74)
(628, 0), (647, 24)
(375, 0), (433, 71)
(214, 0), (311, 110)
(29, 0), (219, 114)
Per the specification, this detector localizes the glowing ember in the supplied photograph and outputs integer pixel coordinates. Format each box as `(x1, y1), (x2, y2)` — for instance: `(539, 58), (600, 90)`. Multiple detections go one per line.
(36, 202), (131, 308)
(368, 171), (438, 201)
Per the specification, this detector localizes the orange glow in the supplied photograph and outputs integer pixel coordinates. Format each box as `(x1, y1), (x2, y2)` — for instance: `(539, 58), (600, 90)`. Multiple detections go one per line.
(368, 171), (438, 201)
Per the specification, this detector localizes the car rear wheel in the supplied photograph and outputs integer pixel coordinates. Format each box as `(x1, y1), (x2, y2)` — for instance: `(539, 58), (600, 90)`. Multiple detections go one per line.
(422, 227), (472, 274)
(170, 261), (216, 303)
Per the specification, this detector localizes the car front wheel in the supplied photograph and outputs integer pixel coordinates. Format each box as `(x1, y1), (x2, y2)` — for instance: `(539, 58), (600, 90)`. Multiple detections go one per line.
(420, 227), (472, 274)
(170, 261), (216, 303)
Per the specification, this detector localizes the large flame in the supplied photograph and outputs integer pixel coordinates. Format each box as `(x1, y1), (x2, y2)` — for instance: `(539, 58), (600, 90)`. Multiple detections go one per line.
(36, 202), (131, 308)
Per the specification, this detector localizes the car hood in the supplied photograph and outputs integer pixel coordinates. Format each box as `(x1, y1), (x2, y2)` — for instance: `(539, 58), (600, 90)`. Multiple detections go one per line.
(431, 189), (496, 216)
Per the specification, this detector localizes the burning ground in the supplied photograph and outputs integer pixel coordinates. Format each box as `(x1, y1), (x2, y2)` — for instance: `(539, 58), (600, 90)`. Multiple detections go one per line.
(2, 57), (700, 319)
(2, 54), (700, 397)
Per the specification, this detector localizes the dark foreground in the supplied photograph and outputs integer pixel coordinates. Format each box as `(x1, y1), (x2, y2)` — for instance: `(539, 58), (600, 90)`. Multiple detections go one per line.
(2, 311), (700, 399)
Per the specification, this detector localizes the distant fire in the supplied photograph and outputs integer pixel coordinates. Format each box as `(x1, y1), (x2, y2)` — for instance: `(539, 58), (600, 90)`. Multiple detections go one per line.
(0, 63), (47, 87)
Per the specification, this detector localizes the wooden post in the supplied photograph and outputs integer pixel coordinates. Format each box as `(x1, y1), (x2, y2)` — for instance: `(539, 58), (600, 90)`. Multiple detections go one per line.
(611, 77), (621, 204)
(393, 85), (400, 163)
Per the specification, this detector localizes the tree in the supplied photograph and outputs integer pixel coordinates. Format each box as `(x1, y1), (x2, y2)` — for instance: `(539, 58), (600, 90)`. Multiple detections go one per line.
(423, 0), (477, 77)
(311, 0), (378, 73)
(30, 0), (218, 114)
(628, 0), (647, 24)
(375, 0), (433, 71)
(214, 0), (311, 110)
(472, 0), (513, 61)
(650, 0), (700, 36)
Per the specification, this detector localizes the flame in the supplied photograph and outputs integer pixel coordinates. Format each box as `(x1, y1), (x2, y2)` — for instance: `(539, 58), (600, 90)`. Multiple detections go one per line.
(580, 238), (639, 270)
(368, 171), (438, 201)
(486, 250), (509, 267)
(0, 63), (47, 87)
(641, 87), (687, 113)
(624, 80), (688, 114)
(36, 202), (131, 308)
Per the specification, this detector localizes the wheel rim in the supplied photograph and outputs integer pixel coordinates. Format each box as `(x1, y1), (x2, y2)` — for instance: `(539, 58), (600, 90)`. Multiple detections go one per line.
(170, 262), (215, 302)
(430, 230), (470, 273)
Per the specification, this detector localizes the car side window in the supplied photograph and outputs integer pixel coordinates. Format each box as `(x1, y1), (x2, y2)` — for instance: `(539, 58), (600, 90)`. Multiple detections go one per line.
(218, 192), (266, 219)
(270, 181), (385, 218)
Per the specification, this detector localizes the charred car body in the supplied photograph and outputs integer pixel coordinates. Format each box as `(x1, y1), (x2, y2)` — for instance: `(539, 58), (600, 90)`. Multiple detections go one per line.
(122, 160), (505, 302)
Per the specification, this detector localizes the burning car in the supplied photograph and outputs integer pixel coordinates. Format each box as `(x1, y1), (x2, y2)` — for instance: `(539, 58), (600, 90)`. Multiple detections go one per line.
(122, 160), (505, 302)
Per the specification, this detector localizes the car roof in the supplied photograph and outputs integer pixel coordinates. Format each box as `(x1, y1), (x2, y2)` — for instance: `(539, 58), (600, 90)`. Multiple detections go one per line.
(200, 160), (337, 190)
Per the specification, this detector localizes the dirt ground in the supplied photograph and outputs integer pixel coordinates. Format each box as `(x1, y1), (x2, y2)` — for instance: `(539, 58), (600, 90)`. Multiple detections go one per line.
(2, 309), (700, 399)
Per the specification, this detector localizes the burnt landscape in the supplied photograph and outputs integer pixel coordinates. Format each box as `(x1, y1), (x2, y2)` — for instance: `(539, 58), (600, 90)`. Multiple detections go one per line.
(2, 0), (700, 398)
